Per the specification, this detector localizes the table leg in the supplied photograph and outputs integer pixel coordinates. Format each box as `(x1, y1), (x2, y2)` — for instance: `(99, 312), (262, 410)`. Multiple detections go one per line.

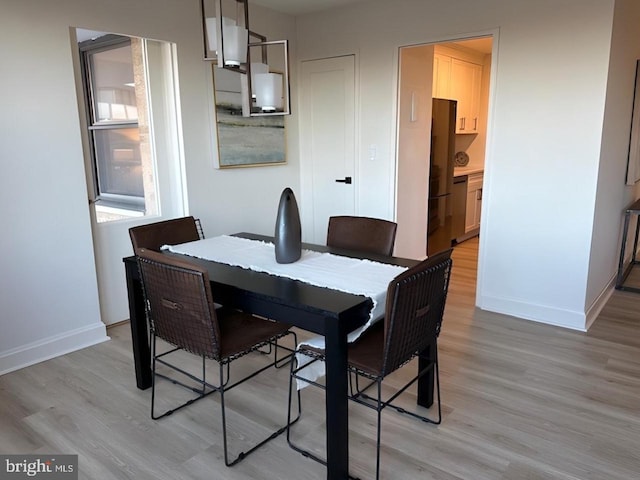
(616, 211), (632, 289)
(323, 318), (350, 480)
(124, 258), (152, 390)
(632, 215), (640, 264)
(417, 341), (435, 408)
(616, 210), (640, 293)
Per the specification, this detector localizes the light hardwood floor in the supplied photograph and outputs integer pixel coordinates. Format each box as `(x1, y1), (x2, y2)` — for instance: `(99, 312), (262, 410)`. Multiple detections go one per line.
(2, 237), (640, 479)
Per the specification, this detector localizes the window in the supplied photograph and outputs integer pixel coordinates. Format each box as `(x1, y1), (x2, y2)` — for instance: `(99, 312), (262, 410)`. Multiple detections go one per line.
(79, 34), (157, 222)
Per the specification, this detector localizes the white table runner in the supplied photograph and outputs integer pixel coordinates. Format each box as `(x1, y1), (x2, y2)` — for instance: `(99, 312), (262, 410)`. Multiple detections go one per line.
(163, 235), (407, 387)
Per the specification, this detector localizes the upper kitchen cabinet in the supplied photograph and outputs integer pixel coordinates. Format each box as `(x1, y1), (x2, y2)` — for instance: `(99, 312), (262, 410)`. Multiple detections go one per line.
(432, 45), (484, 134)
(451, 59), (482, 134)
(433, 53), (452, 99)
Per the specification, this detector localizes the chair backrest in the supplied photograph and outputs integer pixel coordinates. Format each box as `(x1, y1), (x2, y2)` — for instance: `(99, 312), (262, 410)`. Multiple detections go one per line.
(136, 248), (222, 360)
(381, 248), (452, 376)
(129, 216), (201, 253)
(327, 216), (397, 256)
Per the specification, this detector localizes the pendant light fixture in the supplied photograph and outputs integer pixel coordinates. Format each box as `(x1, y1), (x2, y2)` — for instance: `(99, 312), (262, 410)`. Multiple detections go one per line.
(201, 0), (290, 116)
(204, 16), (234, 54)
(246, 39), (289, 116)
(254, 73), (283, 112)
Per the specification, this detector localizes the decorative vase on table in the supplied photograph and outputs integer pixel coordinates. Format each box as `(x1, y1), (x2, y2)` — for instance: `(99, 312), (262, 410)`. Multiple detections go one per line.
(274, 187), (302, 263)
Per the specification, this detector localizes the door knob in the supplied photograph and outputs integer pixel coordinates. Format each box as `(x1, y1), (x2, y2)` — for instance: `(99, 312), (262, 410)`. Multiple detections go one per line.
(335, 176), (352, 184)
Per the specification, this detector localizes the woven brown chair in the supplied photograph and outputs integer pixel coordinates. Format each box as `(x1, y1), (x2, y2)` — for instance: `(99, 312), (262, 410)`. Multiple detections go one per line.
(288, 248), (453, 479)
(129, 216), (204, 253)
(136, 248), (299, 467)
(327, 215), (398, 256)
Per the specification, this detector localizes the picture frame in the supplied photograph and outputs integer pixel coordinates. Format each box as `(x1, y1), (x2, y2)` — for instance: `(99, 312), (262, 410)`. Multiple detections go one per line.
(211, 64), (286, 168)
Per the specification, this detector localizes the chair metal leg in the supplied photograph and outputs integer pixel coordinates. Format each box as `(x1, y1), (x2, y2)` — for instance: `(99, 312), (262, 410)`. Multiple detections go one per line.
(286, 354), (303, 451)
(274, 337), (296, 369)
(350, 370), (376, 399)
(219, 360), (276, 468)
(375, 379), (382, 480)
(216, 331), (299, 466)
(257, 342), (273, 356)
(201, 355), (206, 395)
(256, 325), (296, 369)
(151, 333), (158, 419)
(351, 349), (442, 426)
(332, 349), (444, 478)
(286, 354), (327, 466)
(151, 333), (219, 420)
(287, 354), (364, 480)
(365, 358), (442, 480)
(151, 330), (298, 465)
(260, 335), (296, 369)
(220, 362), (232, 466)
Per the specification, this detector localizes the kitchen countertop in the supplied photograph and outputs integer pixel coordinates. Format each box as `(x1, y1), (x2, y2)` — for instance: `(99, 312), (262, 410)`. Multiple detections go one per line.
(454, 166), (484, 177)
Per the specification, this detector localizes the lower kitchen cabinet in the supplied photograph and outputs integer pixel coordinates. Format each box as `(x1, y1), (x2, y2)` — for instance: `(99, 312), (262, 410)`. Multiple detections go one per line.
(465, 172), (483, 233)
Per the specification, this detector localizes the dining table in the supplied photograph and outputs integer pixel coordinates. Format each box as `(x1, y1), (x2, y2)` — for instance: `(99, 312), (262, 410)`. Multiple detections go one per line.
(123, 232), (433, 480)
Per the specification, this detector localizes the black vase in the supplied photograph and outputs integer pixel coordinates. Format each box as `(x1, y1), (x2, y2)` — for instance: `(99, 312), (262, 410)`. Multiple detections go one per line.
(274, 187), (302, 263)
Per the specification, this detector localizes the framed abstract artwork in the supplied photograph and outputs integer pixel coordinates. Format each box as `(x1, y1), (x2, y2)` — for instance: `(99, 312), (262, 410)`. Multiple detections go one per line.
(211, 65), (286, 168)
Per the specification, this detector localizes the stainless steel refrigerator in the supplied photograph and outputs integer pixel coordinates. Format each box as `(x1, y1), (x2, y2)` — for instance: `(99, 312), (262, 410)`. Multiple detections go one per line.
(427, 98), (457, 256)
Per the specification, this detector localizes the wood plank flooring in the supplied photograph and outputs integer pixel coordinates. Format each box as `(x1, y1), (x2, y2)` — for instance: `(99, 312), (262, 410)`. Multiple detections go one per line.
(1, 237), (640, 479)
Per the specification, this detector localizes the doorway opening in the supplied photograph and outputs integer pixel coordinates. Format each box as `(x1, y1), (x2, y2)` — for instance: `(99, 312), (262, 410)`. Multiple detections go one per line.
(396, 35), (493, 291)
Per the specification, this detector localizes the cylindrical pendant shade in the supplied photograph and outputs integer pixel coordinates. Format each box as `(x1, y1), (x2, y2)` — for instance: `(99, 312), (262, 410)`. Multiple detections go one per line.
(223, 25), (248, 66)
(254, 72), (283, 112)
(205, 17), (236, 53)
(250, 62), (269, 95)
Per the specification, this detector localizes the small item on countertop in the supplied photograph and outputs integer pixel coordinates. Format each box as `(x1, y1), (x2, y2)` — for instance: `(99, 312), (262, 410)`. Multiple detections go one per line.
(454, 151), (469, 167)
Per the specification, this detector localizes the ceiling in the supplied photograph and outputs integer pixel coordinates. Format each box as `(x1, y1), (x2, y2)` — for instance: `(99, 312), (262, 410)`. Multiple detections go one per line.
(251, 0), (374, 16)
(77, 3), (493, 55)
(251, 1), (493, 54)
(450, 37), (493, 55)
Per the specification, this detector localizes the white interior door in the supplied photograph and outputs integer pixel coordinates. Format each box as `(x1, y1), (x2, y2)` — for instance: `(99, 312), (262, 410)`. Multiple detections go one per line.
(300, 55), (356, 244)
(81, 38), (185, 325)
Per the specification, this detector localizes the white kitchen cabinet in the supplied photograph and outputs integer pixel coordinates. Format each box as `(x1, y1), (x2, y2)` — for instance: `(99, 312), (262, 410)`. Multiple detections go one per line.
(432, 48), (483, 134)
(432, 53), (452, 99)
(451, 59), (482, 134)
(465, 172), (483, 233)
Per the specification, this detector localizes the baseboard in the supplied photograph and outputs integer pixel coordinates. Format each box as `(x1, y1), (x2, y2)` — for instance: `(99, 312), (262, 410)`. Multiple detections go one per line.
(106, 318), (130, 330)
(478, 295), (587, 332)
(585, 275), (616, 331)
(0, 323), (109, 376)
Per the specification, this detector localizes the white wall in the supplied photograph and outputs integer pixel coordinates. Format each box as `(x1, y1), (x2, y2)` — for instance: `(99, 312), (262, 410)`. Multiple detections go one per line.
(1, 2), (106, 374)
(0, 0), (297, 373)
(478, 0), (614, 330)
(396, 45), (434, 259)
(296, 0), (625, 330)
(586, 0), (640, 327)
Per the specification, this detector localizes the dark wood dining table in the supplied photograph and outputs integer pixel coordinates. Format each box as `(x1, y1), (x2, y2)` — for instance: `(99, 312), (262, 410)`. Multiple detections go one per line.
(123, 233), (433, 480)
